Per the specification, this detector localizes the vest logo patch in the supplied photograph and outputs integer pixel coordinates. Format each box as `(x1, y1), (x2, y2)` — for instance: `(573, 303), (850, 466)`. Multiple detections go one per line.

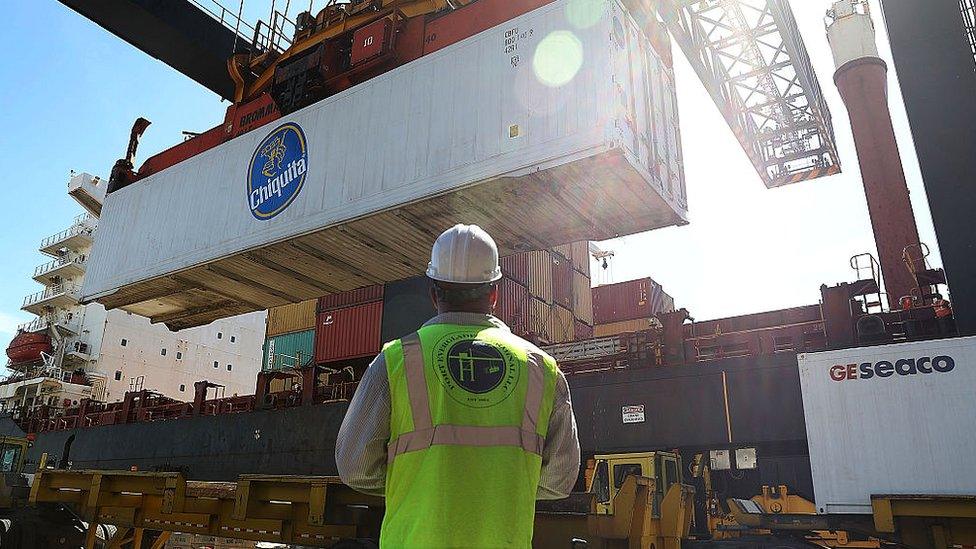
(432, 334), (520, 408)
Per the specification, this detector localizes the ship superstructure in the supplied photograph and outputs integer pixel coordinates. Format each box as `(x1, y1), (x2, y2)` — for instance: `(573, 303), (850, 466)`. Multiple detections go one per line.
(4, 173), (266, 418)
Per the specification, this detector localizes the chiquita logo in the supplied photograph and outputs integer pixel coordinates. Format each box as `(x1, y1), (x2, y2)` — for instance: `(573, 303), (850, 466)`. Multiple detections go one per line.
(247, 123), (309, 220)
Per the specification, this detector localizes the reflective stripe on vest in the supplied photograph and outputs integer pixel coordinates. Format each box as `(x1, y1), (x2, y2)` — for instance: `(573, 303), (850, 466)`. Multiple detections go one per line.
(387, 331), (547, 462)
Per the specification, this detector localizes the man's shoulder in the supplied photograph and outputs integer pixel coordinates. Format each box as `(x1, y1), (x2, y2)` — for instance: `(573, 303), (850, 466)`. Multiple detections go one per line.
(507, 334), (558, 370)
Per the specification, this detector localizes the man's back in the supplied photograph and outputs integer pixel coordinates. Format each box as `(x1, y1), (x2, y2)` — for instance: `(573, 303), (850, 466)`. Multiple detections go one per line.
(337, 313), (580, 548)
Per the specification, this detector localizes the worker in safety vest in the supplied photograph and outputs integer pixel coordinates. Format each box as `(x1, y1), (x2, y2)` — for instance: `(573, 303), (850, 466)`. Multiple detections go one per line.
(337, 224), (581, 548)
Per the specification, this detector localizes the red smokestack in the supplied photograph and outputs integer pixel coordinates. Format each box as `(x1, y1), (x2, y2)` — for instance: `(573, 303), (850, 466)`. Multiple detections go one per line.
(827, 0), (921, 308)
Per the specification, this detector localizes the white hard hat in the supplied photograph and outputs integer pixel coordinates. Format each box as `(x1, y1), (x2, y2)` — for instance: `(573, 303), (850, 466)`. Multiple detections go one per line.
(426, 224), (503, 285)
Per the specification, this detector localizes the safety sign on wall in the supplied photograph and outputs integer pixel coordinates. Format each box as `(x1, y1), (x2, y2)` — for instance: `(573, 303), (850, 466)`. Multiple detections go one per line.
(622, 405), (645, 424)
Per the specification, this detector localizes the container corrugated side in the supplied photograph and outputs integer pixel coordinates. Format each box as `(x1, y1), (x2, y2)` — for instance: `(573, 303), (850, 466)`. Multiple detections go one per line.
(594, 318), (655, 337)
(527, 251), (553, 305)
(551, 304), (575, 343)
(266, 300), (317, 337)
(497, 276), (531, 337)
(553, 244), (572, 263)
(263, 329), (315, 370)
(574, 319), (594, 340)
(798, 336), (976, 514)
(592, 278), (653, 324)
(315, 301), (383, 363)
(527, 298), (554, 344)
(318, 285), (383, 312)
(500, 253), (530, 287)
(552, 254), (574, 310)
(81, 0), (688, 330)
(571, 241), (590, 275)
(572, 270), (593, 325)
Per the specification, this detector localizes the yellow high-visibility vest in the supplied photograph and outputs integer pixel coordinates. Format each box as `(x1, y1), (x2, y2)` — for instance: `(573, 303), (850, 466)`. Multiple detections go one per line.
(382, 323), (559, 548)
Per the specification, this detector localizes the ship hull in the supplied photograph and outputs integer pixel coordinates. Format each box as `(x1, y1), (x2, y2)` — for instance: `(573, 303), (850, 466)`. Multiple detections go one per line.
(18, 353), (810, 501)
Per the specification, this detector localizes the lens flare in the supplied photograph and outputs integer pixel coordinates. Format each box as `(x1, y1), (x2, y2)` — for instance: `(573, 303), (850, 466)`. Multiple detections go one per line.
(532, 31), (584, 88)
(565, 0), (604, 29)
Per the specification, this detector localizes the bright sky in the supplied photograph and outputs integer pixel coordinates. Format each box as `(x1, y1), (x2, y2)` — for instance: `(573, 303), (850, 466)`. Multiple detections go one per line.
(0, 0), (941, 347)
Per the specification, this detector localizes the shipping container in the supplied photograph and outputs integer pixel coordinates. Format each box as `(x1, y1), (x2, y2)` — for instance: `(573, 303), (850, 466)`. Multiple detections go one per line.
(551, 304), (575, 343)
(798, 336), (976, 514)
(500, 253), (529, 287)
(527, 298), (554, 344)
(553, 244), (572, 262)
(380, 276), (437, 343)
(593, 278), (655, 324)
(594, 317), (656, 338)
(315, 301), (383, 364)
(526, 251), (554, 305)
(81, 0), (688, 330)
(263, 329), (315, 370)
(497, 276), (531, 337)
(570, 241), (590, 275)
(318, 285), (383, 312)
(572, 270), (593, 325)
(266, 299), (317, 337)
(574, 319), (594, 341)
(552, 254), (574, 310)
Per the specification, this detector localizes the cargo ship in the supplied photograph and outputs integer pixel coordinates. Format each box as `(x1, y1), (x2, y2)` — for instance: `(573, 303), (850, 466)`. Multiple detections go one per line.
(7, 1), (973, 546)
(2, 172), (267, 421)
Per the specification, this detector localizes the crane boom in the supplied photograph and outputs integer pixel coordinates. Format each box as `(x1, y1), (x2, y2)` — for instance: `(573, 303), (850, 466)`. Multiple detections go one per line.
(650, 0), (841, 188)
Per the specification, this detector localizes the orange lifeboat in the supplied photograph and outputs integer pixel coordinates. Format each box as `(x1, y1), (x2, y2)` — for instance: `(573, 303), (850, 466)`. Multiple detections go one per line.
(5, 331), (52, 364)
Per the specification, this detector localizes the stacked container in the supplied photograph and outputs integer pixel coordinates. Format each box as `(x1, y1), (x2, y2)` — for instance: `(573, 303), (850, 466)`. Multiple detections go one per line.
(265, 300), (317, 338)
(314, 286), (384, 365)
(500, 242), (593, 345)
(262, 242), (595, 365)
(592, 277), (674, 337)
(262, 330), (315, 371)
(263, 299), (318, 371)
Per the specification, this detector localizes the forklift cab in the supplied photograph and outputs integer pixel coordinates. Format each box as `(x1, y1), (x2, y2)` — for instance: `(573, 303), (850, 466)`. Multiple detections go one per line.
(588, 451), (682, 515)
(0, 436), (27, 474)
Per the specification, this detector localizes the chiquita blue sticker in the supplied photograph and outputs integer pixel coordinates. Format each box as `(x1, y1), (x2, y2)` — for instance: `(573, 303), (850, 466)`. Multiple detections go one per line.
(247, 123), (308, 220)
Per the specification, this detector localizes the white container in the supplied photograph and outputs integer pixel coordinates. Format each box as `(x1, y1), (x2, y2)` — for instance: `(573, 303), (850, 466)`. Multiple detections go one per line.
(82, 0), (687, 328)
(798, 336), (976, 514)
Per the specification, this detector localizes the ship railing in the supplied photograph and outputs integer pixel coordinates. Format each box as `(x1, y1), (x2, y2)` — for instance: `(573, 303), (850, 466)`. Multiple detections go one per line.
(543, 336), (627, 363)
(315, 380), (360, 403)
(188, 0), (294, 53)
(39, 216), (95, 250)
(16, 316), (49, 333)
(33, 255), (87, 278)
(23, 283), (80, 307)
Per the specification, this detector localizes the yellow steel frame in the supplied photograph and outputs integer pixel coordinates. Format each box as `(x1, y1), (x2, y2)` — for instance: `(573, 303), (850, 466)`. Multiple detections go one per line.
(871, 495), (976, 549)
(29, 469), (383, 548)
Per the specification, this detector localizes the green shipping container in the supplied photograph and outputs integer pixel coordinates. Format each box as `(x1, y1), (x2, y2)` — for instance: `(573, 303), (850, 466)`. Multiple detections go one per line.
(263, 330), (315, 371)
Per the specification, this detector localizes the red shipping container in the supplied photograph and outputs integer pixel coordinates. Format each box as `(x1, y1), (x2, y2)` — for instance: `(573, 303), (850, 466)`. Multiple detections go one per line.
(500, 253), (530, 286)
(318, 285), (384, 312)
(315, 301), (383, 364)
(592, 278), (656, 324)
(351, 18), (392, 66)
(574, 319), (594, 341)
(496, 276), (531, 336)
(552, 254), (574, 309)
